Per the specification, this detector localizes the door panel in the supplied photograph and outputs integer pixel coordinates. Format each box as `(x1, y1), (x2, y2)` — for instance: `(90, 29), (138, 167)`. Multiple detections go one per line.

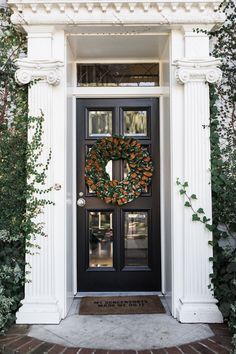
(77, 98), (160, 291)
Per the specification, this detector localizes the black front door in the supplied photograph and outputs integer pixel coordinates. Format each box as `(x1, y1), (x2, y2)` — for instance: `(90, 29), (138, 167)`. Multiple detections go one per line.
(77, 98), (160, 291)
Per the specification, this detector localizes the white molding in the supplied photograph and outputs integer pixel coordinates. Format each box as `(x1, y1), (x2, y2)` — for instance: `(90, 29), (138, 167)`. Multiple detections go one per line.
(15, 59), (64, 86)
(174, 58), (222, 84)
(75, 59), (165, 64)
(69, 86), (169, 98)
(177, 301), (223, 323)
(72, 95), (77, 296)
(68, 33), (169, 37)
(8, 0), (225, 26)
(72, 86), (167, 295)
(159, 95), (166, 294)
(16, 298), (61, 324)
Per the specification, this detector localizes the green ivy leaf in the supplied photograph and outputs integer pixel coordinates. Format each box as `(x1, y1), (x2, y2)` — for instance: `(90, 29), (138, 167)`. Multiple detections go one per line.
(190, 194), (197, 199)
(203, 216), (210, 223)
(206, 224), (214, 232)
(197, 208), (205, 214)
(184, 201), (191, 207)
(176, 178), (180, 185)
(192, 214), (200, 221)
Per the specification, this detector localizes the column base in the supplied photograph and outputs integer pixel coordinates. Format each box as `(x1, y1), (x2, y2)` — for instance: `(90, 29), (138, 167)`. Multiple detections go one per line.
(176, 299), (223, 323)
(16, 297), (62, 324)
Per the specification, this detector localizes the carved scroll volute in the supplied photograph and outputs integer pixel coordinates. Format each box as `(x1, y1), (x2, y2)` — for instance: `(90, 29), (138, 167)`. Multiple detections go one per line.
(15, 59), (63, 86)
(174, 59), (222, 84)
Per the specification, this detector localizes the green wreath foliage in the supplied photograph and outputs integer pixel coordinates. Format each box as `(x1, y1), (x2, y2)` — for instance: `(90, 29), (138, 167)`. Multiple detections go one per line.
(85, 136), (154, 206)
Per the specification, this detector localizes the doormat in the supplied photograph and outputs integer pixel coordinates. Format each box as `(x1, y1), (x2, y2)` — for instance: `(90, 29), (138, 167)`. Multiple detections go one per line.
(79, 295), (165, 315)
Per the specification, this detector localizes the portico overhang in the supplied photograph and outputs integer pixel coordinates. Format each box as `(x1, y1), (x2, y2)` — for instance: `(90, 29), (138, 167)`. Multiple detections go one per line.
(8, 0), (224, 325)
(9, 0), (224, 27)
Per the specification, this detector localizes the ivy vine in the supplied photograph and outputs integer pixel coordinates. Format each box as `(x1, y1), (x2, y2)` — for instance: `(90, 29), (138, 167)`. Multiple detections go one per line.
(209, 0), (236, 348)
(0, 7), (52, 333)
(176, 179), (214, 231)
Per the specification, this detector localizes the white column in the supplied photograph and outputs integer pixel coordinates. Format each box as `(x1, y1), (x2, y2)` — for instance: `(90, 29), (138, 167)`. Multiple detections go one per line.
(173, 57), (223, 322)
(14, 26), (66, 323)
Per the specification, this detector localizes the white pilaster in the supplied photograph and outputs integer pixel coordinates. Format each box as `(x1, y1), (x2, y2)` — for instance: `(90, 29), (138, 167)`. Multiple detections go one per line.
(15, 28), (66, 323)
(173, 52), (223, 321)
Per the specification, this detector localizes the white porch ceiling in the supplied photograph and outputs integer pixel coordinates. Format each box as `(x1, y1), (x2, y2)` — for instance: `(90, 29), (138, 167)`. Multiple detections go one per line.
(68, 34), (169, 61)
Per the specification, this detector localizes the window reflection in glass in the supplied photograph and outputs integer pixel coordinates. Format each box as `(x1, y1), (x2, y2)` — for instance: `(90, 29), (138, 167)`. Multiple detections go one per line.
(124, 212), (148, 266)
(124, 110), (147, 136)
(78, 63), (159, 87)
(124, 160), (131, 179)
(88, 111), (112, 137)
(106, 160), (113, 180)
(123, 160), (149, 193)
(89, 211), (113, 267)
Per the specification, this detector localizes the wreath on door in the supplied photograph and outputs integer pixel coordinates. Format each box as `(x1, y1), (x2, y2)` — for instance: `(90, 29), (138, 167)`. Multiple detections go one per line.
(85, 136), (153, 206)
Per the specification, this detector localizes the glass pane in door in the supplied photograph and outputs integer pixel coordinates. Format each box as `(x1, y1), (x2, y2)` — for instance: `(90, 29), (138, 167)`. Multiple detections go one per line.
(123, 110), (147, 136)
(88, 110), (112, 137)
(123, 160), (131, 179)
(89, 211), (113, 267)
(87, 148), (112, 193)
(124, 211), (148, 266)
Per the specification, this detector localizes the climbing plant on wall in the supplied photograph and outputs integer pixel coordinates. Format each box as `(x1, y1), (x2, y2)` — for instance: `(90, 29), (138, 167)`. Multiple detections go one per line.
(209, 0), (236, 347)
(189, 0), (236, 347)
(0, 7), (52, 333)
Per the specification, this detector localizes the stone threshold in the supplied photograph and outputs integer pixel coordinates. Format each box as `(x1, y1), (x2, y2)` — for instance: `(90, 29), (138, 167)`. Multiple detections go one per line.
(0, 324), (233, 354)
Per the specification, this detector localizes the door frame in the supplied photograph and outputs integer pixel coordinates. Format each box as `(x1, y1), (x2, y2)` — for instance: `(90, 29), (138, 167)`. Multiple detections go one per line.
(71, 87), (168, 295)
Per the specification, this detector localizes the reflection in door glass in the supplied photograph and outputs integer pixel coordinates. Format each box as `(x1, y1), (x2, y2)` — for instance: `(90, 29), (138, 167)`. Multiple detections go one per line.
(123, 160), (131, 179)
(88, 111), (112, 137)
(105, 160), (113, 180)
(89, 212), (113, 267)
(123, 160), (149, 193)
(124, 212), (148, 266)
(88, 149), (112, 193)
(123, 110), (147, 136)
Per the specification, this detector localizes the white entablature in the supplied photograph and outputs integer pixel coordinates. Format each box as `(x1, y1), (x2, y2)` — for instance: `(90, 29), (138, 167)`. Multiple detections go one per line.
(9, 0), (224, 26)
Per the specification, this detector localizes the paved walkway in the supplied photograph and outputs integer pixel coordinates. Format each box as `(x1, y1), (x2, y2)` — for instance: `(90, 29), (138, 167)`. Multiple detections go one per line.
(0, 323), (233, 353)
(0, 298), (233, 353)
(27, 299), (213, 350)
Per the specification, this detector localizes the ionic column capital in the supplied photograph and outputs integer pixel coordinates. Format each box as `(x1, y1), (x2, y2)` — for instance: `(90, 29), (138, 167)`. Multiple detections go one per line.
(15, 58), (64, 86)
(174, 58), (222, 84)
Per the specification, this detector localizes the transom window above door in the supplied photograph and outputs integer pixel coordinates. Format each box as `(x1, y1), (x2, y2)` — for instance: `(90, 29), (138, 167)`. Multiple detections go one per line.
(77, 63), (159, 87)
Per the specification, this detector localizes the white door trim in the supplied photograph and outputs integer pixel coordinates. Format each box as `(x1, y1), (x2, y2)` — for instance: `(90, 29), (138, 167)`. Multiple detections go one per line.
(69, 87), (169, 98)
(72, 86), (167, 295)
